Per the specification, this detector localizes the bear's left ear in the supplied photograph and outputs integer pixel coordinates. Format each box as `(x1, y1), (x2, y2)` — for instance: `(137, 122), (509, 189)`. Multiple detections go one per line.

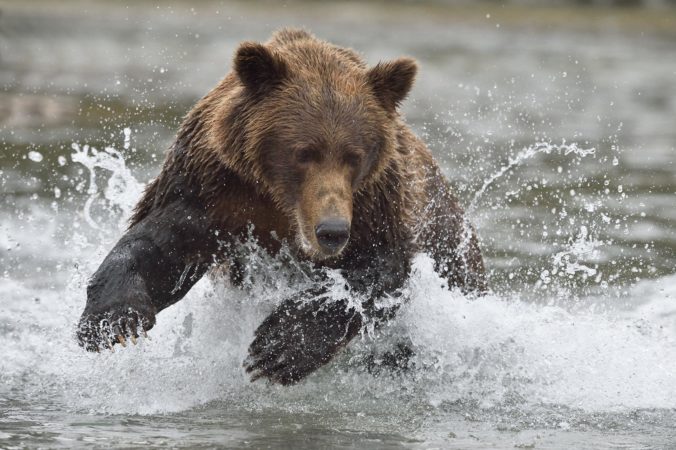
(367, 57), (418, 112)
(234, 42), (288, 94)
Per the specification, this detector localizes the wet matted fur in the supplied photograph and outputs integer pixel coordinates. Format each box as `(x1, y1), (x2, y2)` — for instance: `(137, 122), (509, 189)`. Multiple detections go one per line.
(77, 28), (486, 385)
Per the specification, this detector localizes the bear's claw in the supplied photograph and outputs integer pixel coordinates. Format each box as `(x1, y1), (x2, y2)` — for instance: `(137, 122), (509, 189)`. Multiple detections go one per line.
(76, 306), (155, 353)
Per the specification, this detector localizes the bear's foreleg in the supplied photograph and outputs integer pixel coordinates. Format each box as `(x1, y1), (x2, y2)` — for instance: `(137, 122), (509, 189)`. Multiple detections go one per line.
(244, 287), (363, 385)
(244, 247), (412, 384)
(76, 200), (217, 351)
(421, 215), (487, 294)
(420, 175), (488, 294)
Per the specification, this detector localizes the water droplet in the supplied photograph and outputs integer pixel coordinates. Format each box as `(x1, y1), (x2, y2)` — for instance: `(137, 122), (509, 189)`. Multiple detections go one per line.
(123, 128), (131, 150)
(28, 151), (43, 162)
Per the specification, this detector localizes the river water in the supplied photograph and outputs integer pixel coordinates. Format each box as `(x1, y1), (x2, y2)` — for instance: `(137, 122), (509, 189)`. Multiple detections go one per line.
(1, 2), (675, 448)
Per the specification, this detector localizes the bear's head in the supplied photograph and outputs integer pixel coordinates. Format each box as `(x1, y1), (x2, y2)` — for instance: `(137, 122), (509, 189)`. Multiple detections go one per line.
(221, 30), (417, 260)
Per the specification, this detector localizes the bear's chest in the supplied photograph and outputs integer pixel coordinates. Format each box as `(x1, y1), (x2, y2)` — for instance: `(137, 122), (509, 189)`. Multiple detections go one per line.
(210, 187), (294, 253)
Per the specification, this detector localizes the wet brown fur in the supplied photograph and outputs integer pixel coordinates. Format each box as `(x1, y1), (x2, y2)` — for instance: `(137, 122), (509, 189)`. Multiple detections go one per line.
(78, 28), (486, 383)
(130, 28), (485, 291)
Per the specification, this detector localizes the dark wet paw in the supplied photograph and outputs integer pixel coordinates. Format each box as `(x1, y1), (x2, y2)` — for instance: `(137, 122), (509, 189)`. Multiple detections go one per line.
(244, 294), (362, 385)
(76, 303), (156, 353)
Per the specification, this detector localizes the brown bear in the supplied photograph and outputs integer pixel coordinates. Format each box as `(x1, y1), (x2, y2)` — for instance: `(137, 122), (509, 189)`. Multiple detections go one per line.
(76, 28), (486, 385)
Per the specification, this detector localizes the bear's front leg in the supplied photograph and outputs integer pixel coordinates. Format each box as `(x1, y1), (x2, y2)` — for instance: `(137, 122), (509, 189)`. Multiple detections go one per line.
(78, 237), (161, 351)
(77, 200), (215, 352)
(245, 247), (412, 384)
(244, 287), (363, 385)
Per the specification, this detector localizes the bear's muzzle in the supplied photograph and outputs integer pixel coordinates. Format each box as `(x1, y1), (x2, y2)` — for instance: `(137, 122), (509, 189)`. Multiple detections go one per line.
(315, 217), (350, 255)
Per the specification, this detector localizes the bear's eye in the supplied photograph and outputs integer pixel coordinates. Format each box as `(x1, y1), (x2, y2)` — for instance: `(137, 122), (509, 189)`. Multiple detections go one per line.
(296, 147), (321, 165)
(343, 151), (362, 168)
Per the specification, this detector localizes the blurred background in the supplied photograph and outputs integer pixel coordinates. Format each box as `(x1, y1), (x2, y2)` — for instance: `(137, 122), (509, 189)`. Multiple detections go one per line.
(1, 1), (676, 448)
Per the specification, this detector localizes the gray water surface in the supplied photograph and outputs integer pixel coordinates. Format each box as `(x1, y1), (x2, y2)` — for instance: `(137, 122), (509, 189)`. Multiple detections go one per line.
(1, 2), (675, 448)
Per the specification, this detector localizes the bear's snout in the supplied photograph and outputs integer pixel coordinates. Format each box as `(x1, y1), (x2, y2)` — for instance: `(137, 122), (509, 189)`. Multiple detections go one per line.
(315, 218), (350, 254)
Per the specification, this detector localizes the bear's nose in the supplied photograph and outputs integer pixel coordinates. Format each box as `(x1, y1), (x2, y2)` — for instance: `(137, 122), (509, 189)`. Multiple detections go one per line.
(315, 218), (350, 254)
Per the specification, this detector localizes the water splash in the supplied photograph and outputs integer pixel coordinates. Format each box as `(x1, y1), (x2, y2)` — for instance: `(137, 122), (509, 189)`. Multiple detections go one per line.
(396, 255), (676, 412)
(70, 141), (143, 231)
(454, 141), (597, 289)
(551, 225), (600, 278)
(2, 135), (674, 429)
(468, 141), (595, 213)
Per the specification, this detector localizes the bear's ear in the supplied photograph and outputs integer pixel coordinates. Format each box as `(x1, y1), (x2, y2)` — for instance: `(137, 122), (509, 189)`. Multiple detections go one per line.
(367, 57), (418, 112)
(234, 42), (288, 94)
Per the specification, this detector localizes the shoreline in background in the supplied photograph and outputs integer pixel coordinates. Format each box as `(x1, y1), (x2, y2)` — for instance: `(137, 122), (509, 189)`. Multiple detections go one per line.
(2, 0), (676, 37)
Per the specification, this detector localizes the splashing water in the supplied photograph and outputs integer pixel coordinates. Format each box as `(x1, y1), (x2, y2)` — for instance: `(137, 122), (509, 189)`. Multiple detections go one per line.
(1, 134), (675, 447)
(454, 141), (597, 286)
(468, 141), (596, 213)
(551, 225), (600, 278)
(70, 142), (143, 231)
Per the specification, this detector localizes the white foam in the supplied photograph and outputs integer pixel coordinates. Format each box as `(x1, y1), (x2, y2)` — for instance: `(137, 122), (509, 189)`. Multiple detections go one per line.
(400, 255), (676, 412)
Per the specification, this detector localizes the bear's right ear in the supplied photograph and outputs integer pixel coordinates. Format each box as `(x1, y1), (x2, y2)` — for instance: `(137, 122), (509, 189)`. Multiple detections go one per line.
(367, 57), (417, 112)
(234, 42), (288, 94)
